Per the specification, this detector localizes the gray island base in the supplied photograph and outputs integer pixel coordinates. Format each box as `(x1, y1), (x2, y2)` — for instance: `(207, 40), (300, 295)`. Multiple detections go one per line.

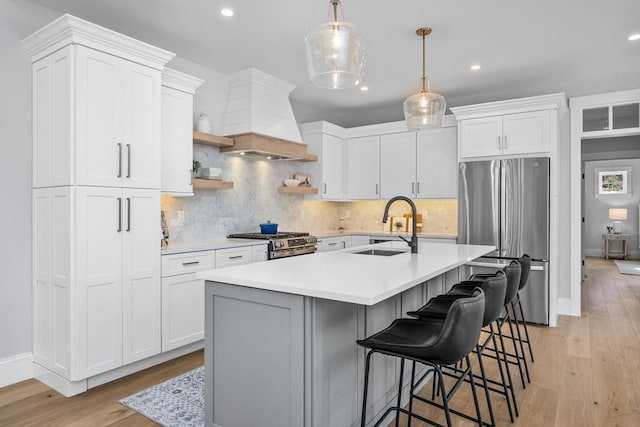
(199, 241), (495, 427)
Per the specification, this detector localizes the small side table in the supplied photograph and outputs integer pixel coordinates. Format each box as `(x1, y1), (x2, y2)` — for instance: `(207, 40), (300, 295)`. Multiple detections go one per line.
(603, 233), (629, 260)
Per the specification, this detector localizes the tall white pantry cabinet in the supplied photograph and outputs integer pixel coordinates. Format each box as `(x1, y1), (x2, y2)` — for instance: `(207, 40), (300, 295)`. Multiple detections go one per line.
(23, 15), (174, 393)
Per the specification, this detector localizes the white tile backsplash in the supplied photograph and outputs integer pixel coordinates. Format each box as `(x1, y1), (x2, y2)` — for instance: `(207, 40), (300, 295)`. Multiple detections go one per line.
(162, 144), (457, 241)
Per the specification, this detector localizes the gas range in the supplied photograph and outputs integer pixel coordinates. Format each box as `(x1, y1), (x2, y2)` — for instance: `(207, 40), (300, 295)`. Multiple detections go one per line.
(228, 232), (318, 259)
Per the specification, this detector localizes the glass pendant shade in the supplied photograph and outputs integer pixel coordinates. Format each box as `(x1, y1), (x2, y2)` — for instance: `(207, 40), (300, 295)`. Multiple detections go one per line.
(404, 27), (445, 130)
(304, 1), (366, 89)
(403, 90), (446, 130)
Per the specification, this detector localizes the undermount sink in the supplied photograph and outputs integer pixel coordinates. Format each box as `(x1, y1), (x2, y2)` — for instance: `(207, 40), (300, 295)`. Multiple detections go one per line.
(352, 249), (407, 256)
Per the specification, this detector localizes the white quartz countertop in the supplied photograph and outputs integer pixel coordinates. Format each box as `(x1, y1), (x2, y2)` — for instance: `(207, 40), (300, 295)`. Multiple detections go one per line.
(197, 241), (494, 305)
(161, 239), (268, 255)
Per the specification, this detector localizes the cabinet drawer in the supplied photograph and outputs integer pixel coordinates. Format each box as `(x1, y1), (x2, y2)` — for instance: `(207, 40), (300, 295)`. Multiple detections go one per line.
(162, 250), (216, 277)
(216, 246), (252, 268)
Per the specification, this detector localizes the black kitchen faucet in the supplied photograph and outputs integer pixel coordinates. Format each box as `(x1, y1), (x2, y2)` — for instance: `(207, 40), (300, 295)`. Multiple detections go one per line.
(382, 196), (418, 254)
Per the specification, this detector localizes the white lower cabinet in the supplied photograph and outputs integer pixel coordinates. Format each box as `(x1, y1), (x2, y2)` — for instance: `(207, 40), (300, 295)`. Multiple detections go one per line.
(251, 244), (269, 262)
(161, 244), (267, 352)
(161, 251), (215, 352)
(33, 186), (161, 380)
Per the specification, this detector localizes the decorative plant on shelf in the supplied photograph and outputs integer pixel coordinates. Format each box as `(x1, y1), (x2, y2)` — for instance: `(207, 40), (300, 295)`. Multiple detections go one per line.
(192, 160), (201, 178)
(394, 221), (404, 231)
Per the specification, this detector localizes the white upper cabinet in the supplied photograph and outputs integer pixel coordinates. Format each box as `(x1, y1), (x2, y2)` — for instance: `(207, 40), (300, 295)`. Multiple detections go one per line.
(24, 14), (174, 190)
(457, 110), (551, 158)
(301, 121), (346, 200)
(161, 68), (204, 196)
(451, 93), (565, 160)
(76, 47), (162, 188)
(347, 135), (380, 199)
(416, 126), (457, 198)
(380, 132), (416, 198)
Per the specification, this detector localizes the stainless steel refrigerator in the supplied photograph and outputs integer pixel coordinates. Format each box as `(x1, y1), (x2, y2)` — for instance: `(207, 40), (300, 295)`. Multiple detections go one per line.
(458, 158), (549, 325)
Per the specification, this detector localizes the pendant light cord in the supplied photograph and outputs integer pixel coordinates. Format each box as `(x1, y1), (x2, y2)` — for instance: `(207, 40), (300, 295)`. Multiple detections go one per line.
(421, 30), (426, 93)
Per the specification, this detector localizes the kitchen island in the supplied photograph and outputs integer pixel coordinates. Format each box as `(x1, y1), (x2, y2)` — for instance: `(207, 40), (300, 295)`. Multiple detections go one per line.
(198, 241), (494, 427)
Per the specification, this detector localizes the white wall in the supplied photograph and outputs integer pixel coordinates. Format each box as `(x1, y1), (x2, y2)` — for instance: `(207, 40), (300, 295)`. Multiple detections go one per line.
(583, 158), (640, 257)
(0, 0), (60, 383)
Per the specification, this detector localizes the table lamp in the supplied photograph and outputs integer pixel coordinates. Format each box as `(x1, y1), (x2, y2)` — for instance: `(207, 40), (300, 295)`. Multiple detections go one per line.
(609, 208), (628, 233)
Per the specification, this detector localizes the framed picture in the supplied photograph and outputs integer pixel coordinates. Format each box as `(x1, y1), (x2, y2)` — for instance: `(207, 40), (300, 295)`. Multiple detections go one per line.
(597, 170), (628, 194)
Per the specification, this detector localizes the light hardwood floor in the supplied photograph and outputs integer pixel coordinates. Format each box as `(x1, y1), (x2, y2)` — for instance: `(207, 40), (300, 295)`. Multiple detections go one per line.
(1, 257), (639, 426)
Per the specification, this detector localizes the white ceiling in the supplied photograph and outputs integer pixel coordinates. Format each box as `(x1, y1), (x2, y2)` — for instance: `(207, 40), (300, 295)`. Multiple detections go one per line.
(24, 0), (640, 127)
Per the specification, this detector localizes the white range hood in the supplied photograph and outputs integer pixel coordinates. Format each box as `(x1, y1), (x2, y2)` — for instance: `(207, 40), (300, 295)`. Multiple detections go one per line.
(221, 68), (316, 161)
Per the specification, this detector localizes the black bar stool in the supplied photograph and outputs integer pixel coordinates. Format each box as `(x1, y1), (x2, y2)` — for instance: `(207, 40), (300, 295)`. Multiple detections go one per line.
(407, 272), (512, 426)
(510, 254), (535, 365)
(470, 261), (526, 393)
(357, 289), (485, 427)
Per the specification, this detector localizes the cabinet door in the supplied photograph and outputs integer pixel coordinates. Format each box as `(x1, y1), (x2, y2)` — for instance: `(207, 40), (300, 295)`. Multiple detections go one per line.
(162, 272), (204, 351)
(458, 116), (502, 159)
(321, 134), (345, 199)
(347, 135), (380, 199)
(122, 188), (161, 364)
(502, 110), (550, 155)
(76, 186), (123, 378)
(123, 62), (161, 189)
(161, 86), (193, 195)
(380, 132), (417, 198)
(416, 127), (457, 198)
(251, 244), (269, 262)
(75, 47), (124, 187)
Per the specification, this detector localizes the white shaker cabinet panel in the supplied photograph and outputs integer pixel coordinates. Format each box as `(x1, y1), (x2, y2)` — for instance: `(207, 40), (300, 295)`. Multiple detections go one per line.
(122, 189), (161, 364)
(380, 132), (417, 199)
(122, 62), (161, 189)
(347, 135), (380, 199)
(161, 69), (203, 196)
(75, 46), (161, 189)
(76, 186), (124, 378)
(251, 244), (269, 262)
(416, 126), (457, 198)
(501, 110), (551, 155)
(32, 46), (73, 188)
(320, 134), (345, 199)
(75, 47), (124, 187)
(458, 116), (503, 158)
(162, 272), (204, 352)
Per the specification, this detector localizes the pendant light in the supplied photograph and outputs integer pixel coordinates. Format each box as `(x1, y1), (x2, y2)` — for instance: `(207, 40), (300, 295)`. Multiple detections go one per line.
(403, 27), (446, 130)
(304, 0), (367, 89)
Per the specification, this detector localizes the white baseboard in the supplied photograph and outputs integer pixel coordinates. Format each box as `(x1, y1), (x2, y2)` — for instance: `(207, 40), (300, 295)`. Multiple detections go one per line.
(557, 297), (578, 317)
(33, 363), (88, 397)
(585, 249), (639, 259)
(0, 353), (34, 388)
(32, 341), (204, 397)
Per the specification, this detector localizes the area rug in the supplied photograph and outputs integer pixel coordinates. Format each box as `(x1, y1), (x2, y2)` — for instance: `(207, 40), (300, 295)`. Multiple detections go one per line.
(120, 366), (204, 426)
(614, 260), (640, 275)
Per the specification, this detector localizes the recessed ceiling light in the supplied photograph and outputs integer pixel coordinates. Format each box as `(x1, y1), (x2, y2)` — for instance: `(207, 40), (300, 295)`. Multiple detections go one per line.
(628, 33), (640, 41)
(359, 86), (369, 92)
(220, 8), (234, 17)
(470, 64), (481, 71)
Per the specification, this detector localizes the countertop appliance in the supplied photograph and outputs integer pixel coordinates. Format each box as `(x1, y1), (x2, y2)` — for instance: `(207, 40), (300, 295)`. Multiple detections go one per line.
(228, 232), (317, 259)
(458, 157), (550, 325)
